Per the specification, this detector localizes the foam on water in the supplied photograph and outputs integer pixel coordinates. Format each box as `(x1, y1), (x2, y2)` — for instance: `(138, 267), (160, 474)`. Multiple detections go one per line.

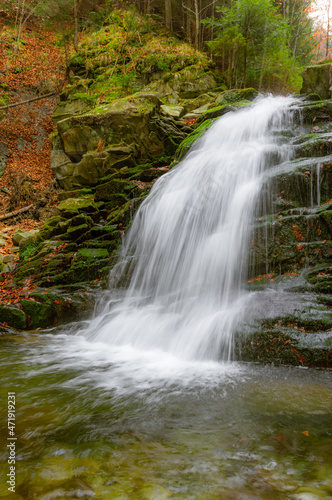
(84, 95), (299, 363)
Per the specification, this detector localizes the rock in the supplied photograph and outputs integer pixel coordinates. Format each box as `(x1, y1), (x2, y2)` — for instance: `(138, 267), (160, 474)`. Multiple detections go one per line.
(141, 483), (173, 500)
(52, 97), (91, 124)
(12, 229), (39, 248)
(51, 95), (181, 188)
(160, 105), (184, 118)
(19, 230), (40, 249)
(12, 229), (26, 246)
(182, 102), (210, 120)
(145, 65), (217, 99)
(71, 149), (135, 187)
(175, 119), (213, 161)
(2, 254), (17, 264)
(0, 238), (6, 247)
(215, 88), (258, 105)
(50, 138), (76, 190)
(301, 62), (332, 99)
(181, 93), (216, 115)
(0, 305), (26, 329)
(20, 298), (54, 329)
(58, 196), (98, 218)
(94, 179), (137, 202)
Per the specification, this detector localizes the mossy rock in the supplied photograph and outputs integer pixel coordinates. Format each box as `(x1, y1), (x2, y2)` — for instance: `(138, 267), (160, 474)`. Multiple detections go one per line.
(19, 299), (54, 329)
(300, 99), (332, 123)
(216, 88), (258, 105)
(175, 119), (213, 161)
(68, 214), (93, 227)
(235, 330), (331, 367)
(52, 97), (91, 125)
(19, 240), (42, 263)
(57, 188), (92, 202)
(75, 225), (119, 245)
(252, 210), (332, 275)
(39, 216), (66, 240)
(56, 257), (110, 284)
(294, 134), (332, 157)
(58, 196), (97, 218)
(75, 248), (109, 261)
(94, 179), (138, 202)
(304, 93), (322, 102)
(66, 223), (89, 240)
(144, 65), (217, 99)
(301, 63), (332, 100)
(0, 305), (26, 330)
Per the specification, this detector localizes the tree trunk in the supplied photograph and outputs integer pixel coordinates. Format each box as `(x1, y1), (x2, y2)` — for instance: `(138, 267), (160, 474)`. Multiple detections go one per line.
(14, 0), (25, 62)
(73, 0), (78, 52)
(326, 0), (331, 58)
(194, 0), (199, 50)
(186, 1), (192, 44)
(243, 43), (247, 88)
(165, 0), (172, 30)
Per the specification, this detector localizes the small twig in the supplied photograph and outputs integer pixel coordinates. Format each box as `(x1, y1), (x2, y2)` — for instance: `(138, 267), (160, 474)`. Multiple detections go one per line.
(0, 203), (33, 221)
(0, 92), (56, 111)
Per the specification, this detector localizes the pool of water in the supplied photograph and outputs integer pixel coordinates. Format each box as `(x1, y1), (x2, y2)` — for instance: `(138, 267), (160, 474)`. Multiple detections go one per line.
(0, 327), (331, 500)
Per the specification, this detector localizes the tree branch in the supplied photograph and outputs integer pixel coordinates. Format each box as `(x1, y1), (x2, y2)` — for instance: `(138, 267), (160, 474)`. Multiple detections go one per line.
(0, 92), (56, 111)
(0, 204), (33, 221)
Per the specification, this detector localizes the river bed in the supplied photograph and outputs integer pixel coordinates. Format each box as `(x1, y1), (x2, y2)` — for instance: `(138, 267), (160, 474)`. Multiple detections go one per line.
(0, 327), (331, 500)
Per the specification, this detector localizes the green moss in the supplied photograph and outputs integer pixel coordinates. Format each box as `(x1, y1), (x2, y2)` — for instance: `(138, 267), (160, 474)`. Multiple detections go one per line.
(94, 179), (138, 202)
(63, 7), (211, 112)
(0, 305), (26, 330)
(58, 196), (97, 218)
(175, 119), (213, 161)
(216, 88), (258, 105)
(19, 299), (54, 329)
(75, 248), (109, 261)
(19, 241), (41, 263)
(66, 224), (89, 240)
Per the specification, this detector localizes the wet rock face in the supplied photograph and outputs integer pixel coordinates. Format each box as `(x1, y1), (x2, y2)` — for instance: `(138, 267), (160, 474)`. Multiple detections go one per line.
(250, 98), (332, 277)
(301, 63), (332, 100)
(50, 66), (219, 191)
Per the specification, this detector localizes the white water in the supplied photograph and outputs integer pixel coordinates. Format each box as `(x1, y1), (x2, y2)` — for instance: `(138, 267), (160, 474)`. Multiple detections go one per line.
(85, 95), (299, 362)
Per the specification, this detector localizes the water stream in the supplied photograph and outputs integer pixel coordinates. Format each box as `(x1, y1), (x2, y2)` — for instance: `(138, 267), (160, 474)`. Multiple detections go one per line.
(1, 96), (331, 499)
(86, 95), (298, 361)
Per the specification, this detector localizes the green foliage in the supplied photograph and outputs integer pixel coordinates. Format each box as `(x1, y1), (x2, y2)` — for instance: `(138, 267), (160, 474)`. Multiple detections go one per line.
(66, 6), (210, 108)
(0, 90), (10, 107)
(203, 0), (303, 92)
(19, 241), (41, 263)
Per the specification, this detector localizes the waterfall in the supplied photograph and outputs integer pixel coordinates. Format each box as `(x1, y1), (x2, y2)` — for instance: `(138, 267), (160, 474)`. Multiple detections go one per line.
(86, 95), (299, 362)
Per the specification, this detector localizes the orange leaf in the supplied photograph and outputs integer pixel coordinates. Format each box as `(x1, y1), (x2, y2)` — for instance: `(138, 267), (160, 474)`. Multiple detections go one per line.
(302, 430), (309, 437)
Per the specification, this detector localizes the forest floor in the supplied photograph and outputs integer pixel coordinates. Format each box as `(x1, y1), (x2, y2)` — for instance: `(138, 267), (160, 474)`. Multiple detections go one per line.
(0, 13), (70, 256)
(0, 13), (70, 302)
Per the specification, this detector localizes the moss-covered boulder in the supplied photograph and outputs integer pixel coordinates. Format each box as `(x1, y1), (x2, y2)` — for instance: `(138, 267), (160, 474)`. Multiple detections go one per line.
(301, 62), (332, 100)
(20, 299), (54, 329)
(175, 119), (213, 161)
(143, 65), (217, 100)
(0, 305), (26, 329)
(58, 196), (98, 218)
(215, 88), (258, 105)
(51, 94), (185, 188)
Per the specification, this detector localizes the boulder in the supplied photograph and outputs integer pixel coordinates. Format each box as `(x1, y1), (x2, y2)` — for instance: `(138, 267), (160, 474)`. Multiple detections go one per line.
(0, 305), (26, 329)
(144, 65), (218, 99)
(301, 62), (332, 100)
(58, 196), (98, 218)
(160, 105), (184, 118)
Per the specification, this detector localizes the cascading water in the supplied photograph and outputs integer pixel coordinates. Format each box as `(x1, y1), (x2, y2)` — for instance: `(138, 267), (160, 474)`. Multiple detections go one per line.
(86, 95), (299, 361)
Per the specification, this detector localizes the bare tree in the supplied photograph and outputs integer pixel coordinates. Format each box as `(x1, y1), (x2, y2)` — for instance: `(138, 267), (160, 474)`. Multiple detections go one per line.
(165, 0), (172, 30)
